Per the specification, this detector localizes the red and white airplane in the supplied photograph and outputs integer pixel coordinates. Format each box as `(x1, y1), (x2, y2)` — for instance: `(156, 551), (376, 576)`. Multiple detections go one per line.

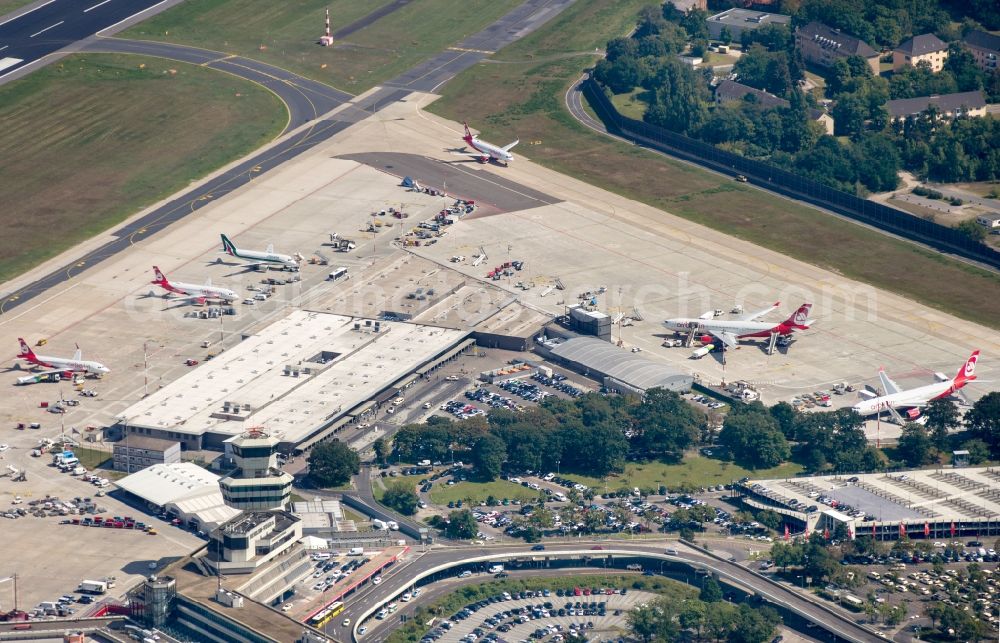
(663, 302), (813, 349)
(151, 266), (238, 305)
(16, 338), (109, 377)
(462, 122), (518, 165)
(853, 351), (979, 421)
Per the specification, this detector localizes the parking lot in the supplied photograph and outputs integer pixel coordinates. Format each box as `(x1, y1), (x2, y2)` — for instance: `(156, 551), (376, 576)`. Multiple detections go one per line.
(421, 586), (654, 643)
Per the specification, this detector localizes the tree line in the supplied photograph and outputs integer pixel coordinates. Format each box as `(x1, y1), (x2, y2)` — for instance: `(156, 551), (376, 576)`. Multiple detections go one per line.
(593, 2), (1000, 196)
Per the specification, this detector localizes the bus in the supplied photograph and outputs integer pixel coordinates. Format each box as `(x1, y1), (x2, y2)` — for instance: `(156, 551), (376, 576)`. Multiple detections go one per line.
(328, 267), (348, 281)
(308, 601), (345, 628)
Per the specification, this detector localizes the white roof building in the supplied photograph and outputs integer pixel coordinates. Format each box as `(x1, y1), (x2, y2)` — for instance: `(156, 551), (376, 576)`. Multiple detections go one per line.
(117, 310), (468, 450)
(116, 462), (241, 531)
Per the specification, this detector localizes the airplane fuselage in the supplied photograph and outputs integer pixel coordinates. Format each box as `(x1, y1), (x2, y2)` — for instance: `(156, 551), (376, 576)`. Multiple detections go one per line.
(23, 354), (108, 376)
(663, 319), (794, 339)
(467, 137), (512, 163)
(161, 280), (237, 302)
(853, 381), (955, 416)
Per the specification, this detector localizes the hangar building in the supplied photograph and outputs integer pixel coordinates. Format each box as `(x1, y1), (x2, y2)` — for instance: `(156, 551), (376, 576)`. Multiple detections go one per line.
(537, 336), (693, 395)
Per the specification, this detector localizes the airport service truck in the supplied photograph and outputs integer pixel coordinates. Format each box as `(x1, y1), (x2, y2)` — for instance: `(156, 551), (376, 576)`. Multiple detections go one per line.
(78, 579), (108, 594)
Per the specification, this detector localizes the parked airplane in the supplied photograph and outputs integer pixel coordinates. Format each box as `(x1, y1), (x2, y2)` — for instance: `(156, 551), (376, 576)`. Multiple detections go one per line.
(663, 302), (813, 349)
(853, 351), (979, 421)
(151, 266), (238, 304)
(220, 234), (298, 269)
(16, 338), (109, 377)
(462, 122), (518, 165)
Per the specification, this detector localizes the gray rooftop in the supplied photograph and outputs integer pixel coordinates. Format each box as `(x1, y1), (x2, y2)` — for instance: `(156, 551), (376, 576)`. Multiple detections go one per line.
(548, 337), (690, 392)
(887, 90), (986, 118)
(715, 80), (789, 109)
(964, 29), (1000, 53)
(797, 21), (878, 58)
(895, 33), (947, 56)
(707, 9), (790, 30)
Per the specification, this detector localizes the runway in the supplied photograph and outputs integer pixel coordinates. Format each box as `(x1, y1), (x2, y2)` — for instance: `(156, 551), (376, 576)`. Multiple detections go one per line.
(0, 0), (172, 80)
(0, 0), (577, 315)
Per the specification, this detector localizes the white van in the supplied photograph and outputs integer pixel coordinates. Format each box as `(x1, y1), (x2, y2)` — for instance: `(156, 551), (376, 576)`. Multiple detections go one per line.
(488, 564), (504, 574)
(348, 547), (364, 556)
(312, 552), (331, 561)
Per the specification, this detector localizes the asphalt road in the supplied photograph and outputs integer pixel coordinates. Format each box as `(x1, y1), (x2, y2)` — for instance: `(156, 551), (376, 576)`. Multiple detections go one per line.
(0, 0), (168, 79)
(0, 0), (577, 315)
(335, 540), (886, 643)
(83, 38), (353, 129)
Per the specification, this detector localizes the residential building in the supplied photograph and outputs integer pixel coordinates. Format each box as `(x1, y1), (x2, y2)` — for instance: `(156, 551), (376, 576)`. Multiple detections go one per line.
(893, 33), (948, 72)
(796, 21), (880, 75)
(218, 429), (294, 511)
(962, 30), (1000, 71)
(705, 8), (790, 40)
(714, 80), (834, 134)
(113, 435), (181, 473)
(886, 90), (987, 121)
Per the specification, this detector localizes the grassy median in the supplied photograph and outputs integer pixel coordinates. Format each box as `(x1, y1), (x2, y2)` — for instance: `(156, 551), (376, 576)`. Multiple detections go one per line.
(428, 0), (1000, 329)
(0, 54), (285, 285)
(124, 0), (521, 92)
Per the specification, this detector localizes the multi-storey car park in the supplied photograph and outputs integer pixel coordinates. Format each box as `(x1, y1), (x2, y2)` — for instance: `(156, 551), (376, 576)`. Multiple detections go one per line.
(736, 467), (1000, 540)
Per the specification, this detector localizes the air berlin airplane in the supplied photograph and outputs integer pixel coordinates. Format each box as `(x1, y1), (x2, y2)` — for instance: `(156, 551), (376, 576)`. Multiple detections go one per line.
(853, 351), (979, 421)
(462, 122), (519, 165)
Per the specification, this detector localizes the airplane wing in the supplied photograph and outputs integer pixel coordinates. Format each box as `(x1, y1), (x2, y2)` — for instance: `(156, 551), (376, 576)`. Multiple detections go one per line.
(73, 348), (82, 361)
(32, 368), (76, 376)
(710, 331), (739, 348)
(698, 311), (715, 320)
(878, 369), (902, 396)
(502, 140), (519, 152)
(739, 302), (780, 322)
(169, 295), (209, 304)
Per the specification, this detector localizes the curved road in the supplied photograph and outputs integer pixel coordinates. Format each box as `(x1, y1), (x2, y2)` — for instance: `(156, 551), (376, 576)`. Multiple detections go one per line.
(0, 0), (575, 315)
(334, 540), (885, 643)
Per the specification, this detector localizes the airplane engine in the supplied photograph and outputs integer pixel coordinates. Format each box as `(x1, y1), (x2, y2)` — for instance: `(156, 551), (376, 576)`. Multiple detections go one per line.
(906, 408), (921, 420)
(699, 335), (714, 345)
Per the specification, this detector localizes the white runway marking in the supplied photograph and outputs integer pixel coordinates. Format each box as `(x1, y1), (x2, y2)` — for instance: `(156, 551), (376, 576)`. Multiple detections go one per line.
(29, 20), (63, 38)
(0, 0), (56, 28)
(0, 56), (22, 71)
(84, 0), (112, 12)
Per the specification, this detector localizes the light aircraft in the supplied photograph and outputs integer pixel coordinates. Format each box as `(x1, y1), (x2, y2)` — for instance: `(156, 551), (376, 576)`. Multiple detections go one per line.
(16, 338), (109, 378)
(462, 122), (518, 165)
(151, 266), (238, 304)
(664, 302), (813, 350)
(853, 351), (979, 422)
(220, 234), (298, 269)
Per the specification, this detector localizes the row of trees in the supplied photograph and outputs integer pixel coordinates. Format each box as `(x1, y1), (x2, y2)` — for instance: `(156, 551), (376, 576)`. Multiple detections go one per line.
(628, 592), (781, 643)
(392, 389), (705, 480)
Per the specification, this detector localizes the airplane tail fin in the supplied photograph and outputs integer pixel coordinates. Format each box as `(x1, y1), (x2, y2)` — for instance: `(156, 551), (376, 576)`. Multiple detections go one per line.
(17, 338), (35, 359)
(953, 350), (980, 389)
(784, 303), (813, 329)
(462, 122), (474, 143)
(221, 234), (237, 256)
(152, 266), (168, 285)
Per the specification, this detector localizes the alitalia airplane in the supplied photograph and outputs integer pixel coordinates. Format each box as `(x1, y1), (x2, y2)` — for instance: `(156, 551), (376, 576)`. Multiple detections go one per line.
(151, 266), (238, 304)
(220, 234), (298, 269)
(16, 338), (109, 377)
(853, 351), (979, 422)
(663, 302), (813, 349)
(462, 122), (518, 165)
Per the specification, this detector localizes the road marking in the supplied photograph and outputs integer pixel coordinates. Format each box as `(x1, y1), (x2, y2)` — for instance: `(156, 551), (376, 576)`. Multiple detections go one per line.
(95, 0), (166, 35)
(84, 0), (112, 12)
(29, 20), (63, 38)
(0, 56), (22, 72)
(0, 0), (56, 28)
(0, 46), (7, 52)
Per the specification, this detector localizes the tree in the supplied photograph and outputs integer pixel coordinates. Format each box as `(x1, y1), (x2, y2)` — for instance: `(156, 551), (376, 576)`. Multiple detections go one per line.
(962, 438), (991, 465)
(445, 509), (477, 539)
(957, 218), (987, 243)
(967, 391), (1000, 455)
(308, 440), (360, 487)
(382, 482), (418, 515)
(719, 403), (789, 468)
(897, 422), (933, 467)
(719, 26), (732, 45)
(769, 401), (798, 439)
(471, 434), (506, 481)
(632, 388), (702, 461)
(373, 438), (389, 465)
(924, 398), (960, 451)
(700, 576), (723, 602)
(729, 604), (780, 643)
(627, 602), (663, 643)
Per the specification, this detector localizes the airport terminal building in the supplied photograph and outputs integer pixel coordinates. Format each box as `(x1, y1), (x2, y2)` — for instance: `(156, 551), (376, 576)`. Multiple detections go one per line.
(115, 310), (471, 452)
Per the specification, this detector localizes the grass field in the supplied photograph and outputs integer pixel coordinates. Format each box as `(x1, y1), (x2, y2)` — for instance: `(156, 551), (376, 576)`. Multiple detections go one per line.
(556, 455), (803, 494)
(0, 54), (285, 285)
(0, 0), (34, 16)
(428, 0), (1000, 329)
(610, 87), (649, 120)
(124, 0), (521, 91)
(429, 480), (540, 505)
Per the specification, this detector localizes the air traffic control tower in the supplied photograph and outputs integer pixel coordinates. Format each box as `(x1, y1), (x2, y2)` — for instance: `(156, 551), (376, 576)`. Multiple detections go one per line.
(218, 428), (294, 511)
